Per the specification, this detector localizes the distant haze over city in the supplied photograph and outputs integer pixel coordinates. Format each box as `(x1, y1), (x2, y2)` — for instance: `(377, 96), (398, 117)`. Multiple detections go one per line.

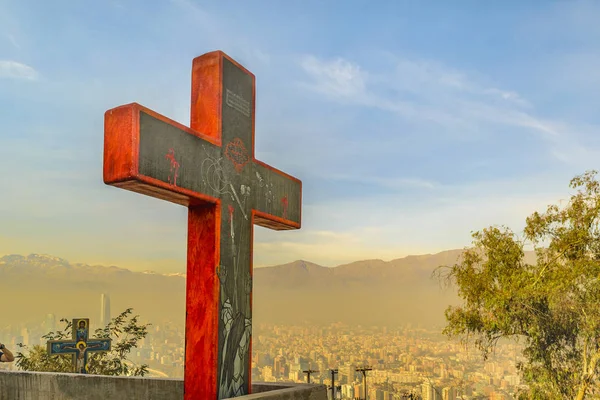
(0, 249), (525, 329)
(0, 249), (539, 398)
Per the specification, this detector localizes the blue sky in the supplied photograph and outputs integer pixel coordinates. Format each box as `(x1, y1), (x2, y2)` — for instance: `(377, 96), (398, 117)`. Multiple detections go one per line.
(1, 0), (600, 272)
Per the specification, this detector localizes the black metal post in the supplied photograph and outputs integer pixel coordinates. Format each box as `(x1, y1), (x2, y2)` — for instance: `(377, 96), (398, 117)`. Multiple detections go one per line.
(330, 369), (338, 399)
(355, 366), (372, 400)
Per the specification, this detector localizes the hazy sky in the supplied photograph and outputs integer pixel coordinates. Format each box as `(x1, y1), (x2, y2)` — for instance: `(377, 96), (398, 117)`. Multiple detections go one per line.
(1, 0), (600, 272)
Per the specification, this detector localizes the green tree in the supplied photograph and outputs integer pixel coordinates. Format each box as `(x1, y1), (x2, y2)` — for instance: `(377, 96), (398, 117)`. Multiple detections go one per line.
(437, 171), (600, 399)
(16, 308), (151, 376)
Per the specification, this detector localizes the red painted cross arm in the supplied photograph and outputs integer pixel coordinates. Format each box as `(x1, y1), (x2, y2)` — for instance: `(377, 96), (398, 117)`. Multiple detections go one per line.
(103, 103), (220, 207)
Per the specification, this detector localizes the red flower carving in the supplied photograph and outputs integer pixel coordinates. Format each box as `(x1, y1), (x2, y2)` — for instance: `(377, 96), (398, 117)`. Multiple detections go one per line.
(165, 148), (180, 186)
(225, 138), (250, 173)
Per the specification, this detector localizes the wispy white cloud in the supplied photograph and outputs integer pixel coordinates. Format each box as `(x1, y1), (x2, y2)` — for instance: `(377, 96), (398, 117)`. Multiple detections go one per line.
(390, 58), (532, 109)
(299, 54), (534, 126)
(297, 53), (599, 166)
(0, 60), (37, 80)
(300, 56), (366, 98)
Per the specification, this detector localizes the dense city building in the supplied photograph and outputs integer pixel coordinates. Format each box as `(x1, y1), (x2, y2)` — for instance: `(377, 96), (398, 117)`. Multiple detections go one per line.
(0, 316), (523, 399)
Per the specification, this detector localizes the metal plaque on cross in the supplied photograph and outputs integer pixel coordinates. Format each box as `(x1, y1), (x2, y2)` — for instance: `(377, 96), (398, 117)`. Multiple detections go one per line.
(47, 318), (111, 374)
(103, 50), (302, 399)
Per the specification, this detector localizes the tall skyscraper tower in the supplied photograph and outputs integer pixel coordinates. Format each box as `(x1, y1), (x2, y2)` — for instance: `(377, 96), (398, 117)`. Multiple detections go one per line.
(100, 293), (111, 327)
(21, 328), (30, 346)
(46, 314), (56, 332)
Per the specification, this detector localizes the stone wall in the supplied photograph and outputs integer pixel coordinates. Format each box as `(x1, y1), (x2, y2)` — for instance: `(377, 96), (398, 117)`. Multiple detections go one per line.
(0, 370), (327, 400)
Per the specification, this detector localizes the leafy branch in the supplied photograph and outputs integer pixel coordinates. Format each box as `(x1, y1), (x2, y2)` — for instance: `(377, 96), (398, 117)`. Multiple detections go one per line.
(16, 308), (151, 377)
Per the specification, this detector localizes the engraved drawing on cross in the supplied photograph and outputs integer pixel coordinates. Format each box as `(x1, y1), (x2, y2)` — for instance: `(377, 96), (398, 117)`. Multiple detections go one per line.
(255, 171), (264, 187)
(255, 171), (274, 213)
(217, 263), (228, 283)
(225, 138), (250, 173)
(202, 145), (253, 397)
(281, 195), (289, 219)
(265, 182), (274, 213)
(202, 146), (248, 220)
(165, 148), (180, 186)
(244, 270), (252, 295)
(219, 296), (251, 398)
(229, 183), (248, 220)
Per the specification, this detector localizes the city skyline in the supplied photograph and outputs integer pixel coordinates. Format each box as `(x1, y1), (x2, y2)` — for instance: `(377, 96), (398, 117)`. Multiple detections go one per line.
(2, 1), (600, 272)
(1, 315), (522, 399)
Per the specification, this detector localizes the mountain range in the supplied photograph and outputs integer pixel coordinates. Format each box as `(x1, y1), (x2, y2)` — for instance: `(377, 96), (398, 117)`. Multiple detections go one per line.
(0, 249), (511, 330)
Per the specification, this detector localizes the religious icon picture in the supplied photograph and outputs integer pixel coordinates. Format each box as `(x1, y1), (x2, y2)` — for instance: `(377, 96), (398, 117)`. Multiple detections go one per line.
(75, 319), (89, 342)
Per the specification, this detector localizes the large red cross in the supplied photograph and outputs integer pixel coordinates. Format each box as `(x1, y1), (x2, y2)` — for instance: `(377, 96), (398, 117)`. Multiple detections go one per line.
(103, 51), (302, 399)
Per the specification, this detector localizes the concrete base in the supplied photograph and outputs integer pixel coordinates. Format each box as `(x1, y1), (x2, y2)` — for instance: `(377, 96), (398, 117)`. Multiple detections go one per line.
(0, 370), (327, 400)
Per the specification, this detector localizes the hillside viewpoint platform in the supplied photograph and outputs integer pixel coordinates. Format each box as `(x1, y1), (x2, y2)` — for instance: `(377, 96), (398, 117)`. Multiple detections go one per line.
(0, 370), (327, 400)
